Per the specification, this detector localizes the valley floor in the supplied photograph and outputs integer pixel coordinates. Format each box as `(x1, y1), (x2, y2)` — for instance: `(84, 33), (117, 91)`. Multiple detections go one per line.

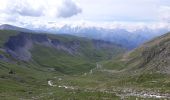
(1, 63), (170, 100)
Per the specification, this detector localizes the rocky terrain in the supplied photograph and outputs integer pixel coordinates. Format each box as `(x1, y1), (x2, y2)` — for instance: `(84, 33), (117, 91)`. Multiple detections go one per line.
(2, 32), (124, 62)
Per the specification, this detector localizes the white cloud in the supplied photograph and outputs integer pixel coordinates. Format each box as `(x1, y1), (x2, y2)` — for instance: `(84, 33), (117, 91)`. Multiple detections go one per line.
(1, 0), (44, 17)
(0, 0), (82, 19)
(57, 0), (82, 18)
(0, 0), (170, 31)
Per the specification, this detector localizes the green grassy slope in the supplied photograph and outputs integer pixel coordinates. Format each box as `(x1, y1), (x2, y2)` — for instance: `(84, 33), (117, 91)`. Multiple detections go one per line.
(0, 60), (57, 99)
(30, 34), (125, 74)
(0, 30), (19, 47)
(124, 32), (170, 73)
(0, 30), (130, 99)
(0, 30), (126, 74)
(101, 32), (170, 93)
(1, 30), (170, 99)
(103, 32), (170, 73)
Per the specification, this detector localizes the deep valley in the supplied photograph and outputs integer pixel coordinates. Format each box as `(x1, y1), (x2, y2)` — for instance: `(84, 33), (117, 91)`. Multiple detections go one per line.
(0, 24), (170, 100)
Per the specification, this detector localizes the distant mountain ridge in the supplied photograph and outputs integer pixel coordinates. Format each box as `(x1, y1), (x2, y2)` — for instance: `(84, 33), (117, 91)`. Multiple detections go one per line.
(38, 24), (168, 49)
(0, 24), (32, 32)
(0, 24), (168, 49)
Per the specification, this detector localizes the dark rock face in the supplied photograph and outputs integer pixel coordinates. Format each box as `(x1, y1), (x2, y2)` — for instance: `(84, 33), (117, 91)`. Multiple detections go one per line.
(3, 32), (120, 61)
(31, 34), (49, 43)
(4, 33), (32, 61)
(0, 55), (3, 59)
(4, 32), (56, 61)
(141, 46), (165, 66)
(51, 39), (61, 45)
(0, 55), (4, 59)
(5, 33), (31, 51)
(137, 37), (170, 73)
(4, 32), (81, 61)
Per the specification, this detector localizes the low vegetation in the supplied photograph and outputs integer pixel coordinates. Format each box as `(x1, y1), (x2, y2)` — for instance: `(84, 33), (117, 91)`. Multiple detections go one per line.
(0, 30), (170, 99)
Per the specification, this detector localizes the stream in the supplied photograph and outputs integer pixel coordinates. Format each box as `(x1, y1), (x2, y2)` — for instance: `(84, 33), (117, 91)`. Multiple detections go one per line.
(47, 63), (170, 99)
(47, 80), (170, 99)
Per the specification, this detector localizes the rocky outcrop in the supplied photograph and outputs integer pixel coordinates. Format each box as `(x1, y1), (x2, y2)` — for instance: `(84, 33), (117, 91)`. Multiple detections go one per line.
(3, 32), (123, 62)
(126, 32), (170, 74)
(3, 32), (81, 61)
(141, 40), (170, 73)
(5, 33), (33, 61)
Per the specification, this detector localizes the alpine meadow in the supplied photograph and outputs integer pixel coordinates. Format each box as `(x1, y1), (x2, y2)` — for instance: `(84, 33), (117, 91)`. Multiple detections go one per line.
(0, 0), (170, 99)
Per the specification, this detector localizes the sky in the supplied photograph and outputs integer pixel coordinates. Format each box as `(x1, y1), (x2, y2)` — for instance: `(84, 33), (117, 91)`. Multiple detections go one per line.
(0, 0), (170, 30)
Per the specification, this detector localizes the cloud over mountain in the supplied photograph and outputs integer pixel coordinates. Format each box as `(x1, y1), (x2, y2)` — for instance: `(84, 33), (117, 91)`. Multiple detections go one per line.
(0, 0), (82, 19)
(0, 0), (170, 31)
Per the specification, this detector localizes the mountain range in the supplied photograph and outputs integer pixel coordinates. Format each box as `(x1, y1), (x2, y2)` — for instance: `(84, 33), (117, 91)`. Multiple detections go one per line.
(0, 25), (125, 74)
(34, 24), (169, 49)
(0, 24), (170, 99)
(1, 24), (169, 49)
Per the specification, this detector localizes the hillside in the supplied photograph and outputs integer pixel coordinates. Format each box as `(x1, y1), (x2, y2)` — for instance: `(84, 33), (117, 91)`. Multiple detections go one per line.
(1, 28), (170, 99)
(103, 32), (170, 74)
(101, 32), (170, 96)
(122, 32), (170, 74)
(0, 30), (125, 74)
(0, 29), (132, 99)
